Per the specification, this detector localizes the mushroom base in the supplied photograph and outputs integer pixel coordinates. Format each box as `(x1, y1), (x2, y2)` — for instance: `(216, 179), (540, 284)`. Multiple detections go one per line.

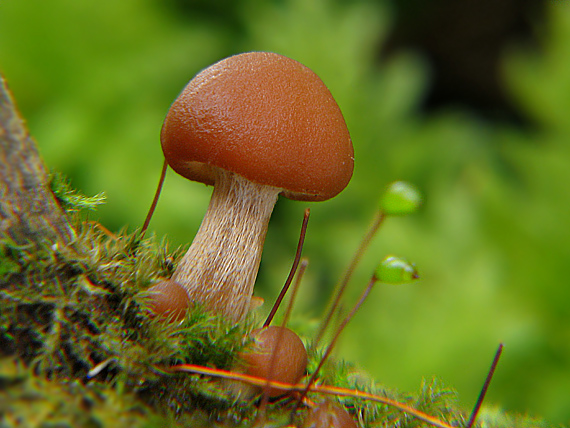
(172, 170), (280, 322)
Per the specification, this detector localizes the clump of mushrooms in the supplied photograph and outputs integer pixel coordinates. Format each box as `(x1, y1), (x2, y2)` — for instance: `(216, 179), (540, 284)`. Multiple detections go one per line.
(160, 51), (353, 322)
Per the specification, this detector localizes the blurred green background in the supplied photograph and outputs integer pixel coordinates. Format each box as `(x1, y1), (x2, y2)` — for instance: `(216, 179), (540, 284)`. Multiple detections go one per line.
(1, 0), (569, 424)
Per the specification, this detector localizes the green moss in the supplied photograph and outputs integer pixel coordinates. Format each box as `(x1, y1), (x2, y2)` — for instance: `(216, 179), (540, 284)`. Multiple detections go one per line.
(49, 171), (106, 213)
(0, 207), (253, 425)
(0, 182), (557, 427)
(0, 357), (157, 428)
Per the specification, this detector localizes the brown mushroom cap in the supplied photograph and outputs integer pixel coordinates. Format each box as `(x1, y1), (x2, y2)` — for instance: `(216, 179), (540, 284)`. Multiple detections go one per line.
(304, 399), (357, 428)
(145, 279), (190, 322)
(161, 51), (353, 201)
(241, 326), (307, 397)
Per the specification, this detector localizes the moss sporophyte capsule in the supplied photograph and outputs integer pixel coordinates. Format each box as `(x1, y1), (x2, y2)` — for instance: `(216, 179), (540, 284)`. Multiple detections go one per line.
(379, 181), (422, 216)
(375, 255), (419, 284)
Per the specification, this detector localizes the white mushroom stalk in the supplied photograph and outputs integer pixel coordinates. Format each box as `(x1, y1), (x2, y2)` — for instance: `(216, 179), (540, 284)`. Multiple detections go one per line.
(172, 169), (280, 322)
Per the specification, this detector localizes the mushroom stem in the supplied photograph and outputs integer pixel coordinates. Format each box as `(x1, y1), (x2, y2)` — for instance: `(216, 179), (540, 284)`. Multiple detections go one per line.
(172, 169), (280, 322)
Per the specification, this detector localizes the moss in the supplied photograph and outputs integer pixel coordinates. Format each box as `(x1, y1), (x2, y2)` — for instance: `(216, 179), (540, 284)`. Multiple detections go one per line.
(0, 357), (156, 428)
(49, 171), (106, 213)
(0, 211), (253, 425)
(0, 184), (557, 428)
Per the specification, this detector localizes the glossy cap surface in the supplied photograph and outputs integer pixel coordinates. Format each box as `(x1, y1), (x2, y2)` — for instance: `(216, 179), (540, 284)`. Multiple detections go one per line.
(241, 326), (307, 397)
(146, 279), (190, 322)
(161, 52), (353, 201)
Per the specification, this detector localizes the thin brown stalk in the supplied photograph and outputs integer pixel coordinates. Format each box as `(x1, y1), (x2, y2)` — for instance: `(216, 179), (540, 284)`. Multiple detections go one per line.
(315, 210), (385, 345)
(257, 258), (309, 421)
(294, 274), (379, 413)
(264, 208), (310, 327)
(140, 158), (168, 239)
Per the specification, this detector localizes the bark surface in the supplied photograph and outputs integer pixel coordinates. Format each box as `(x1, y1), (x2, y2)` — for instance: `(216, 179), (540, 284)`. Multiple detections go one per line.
(0, 75), (75, 246)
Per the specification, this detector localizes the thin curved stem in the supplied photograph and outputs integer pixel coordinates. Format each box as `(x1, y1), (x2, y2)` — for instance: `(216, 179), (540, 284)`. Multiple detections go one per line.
(466, 343), (504, 428)
(315, 210), (385, 345)
(140, 158), (168, 239)
(170, 360), (454, 428)
(257, 259), (309, 421)
(294, 274), (379, 413)
(264, 208), (310, 327)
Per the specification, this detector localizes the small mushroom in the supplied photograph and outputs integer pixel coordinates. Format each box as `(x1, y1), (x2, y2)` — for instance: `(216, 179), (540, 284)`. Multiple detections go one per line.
(303, 399), (358, 428)
(240, 326), (308, 398)
(161, 52), (353, 321)
(145, 279), (190, 322)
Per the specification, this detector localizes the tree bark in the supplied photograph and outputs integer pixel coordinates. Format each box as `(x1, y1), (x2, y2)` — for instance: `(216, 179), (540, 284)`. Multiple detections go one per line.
(0, 75), (75, 246)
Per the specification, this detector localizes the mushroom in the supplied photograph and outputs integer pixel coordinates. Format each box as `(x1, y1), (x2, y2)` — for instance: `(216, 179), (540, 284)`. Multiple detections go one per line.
(303, 399), (358, 428)
(145, 279), (190, 322)
(240, 325), (308, 398)
(161, 51), (353, 322)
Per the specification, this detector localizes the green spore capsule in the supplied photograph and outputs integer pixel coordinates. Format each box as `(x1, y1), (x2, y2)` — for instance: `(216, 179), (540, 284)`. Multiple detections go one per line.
(375, 255), (419, 284)
(379, 181), (422, 216)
